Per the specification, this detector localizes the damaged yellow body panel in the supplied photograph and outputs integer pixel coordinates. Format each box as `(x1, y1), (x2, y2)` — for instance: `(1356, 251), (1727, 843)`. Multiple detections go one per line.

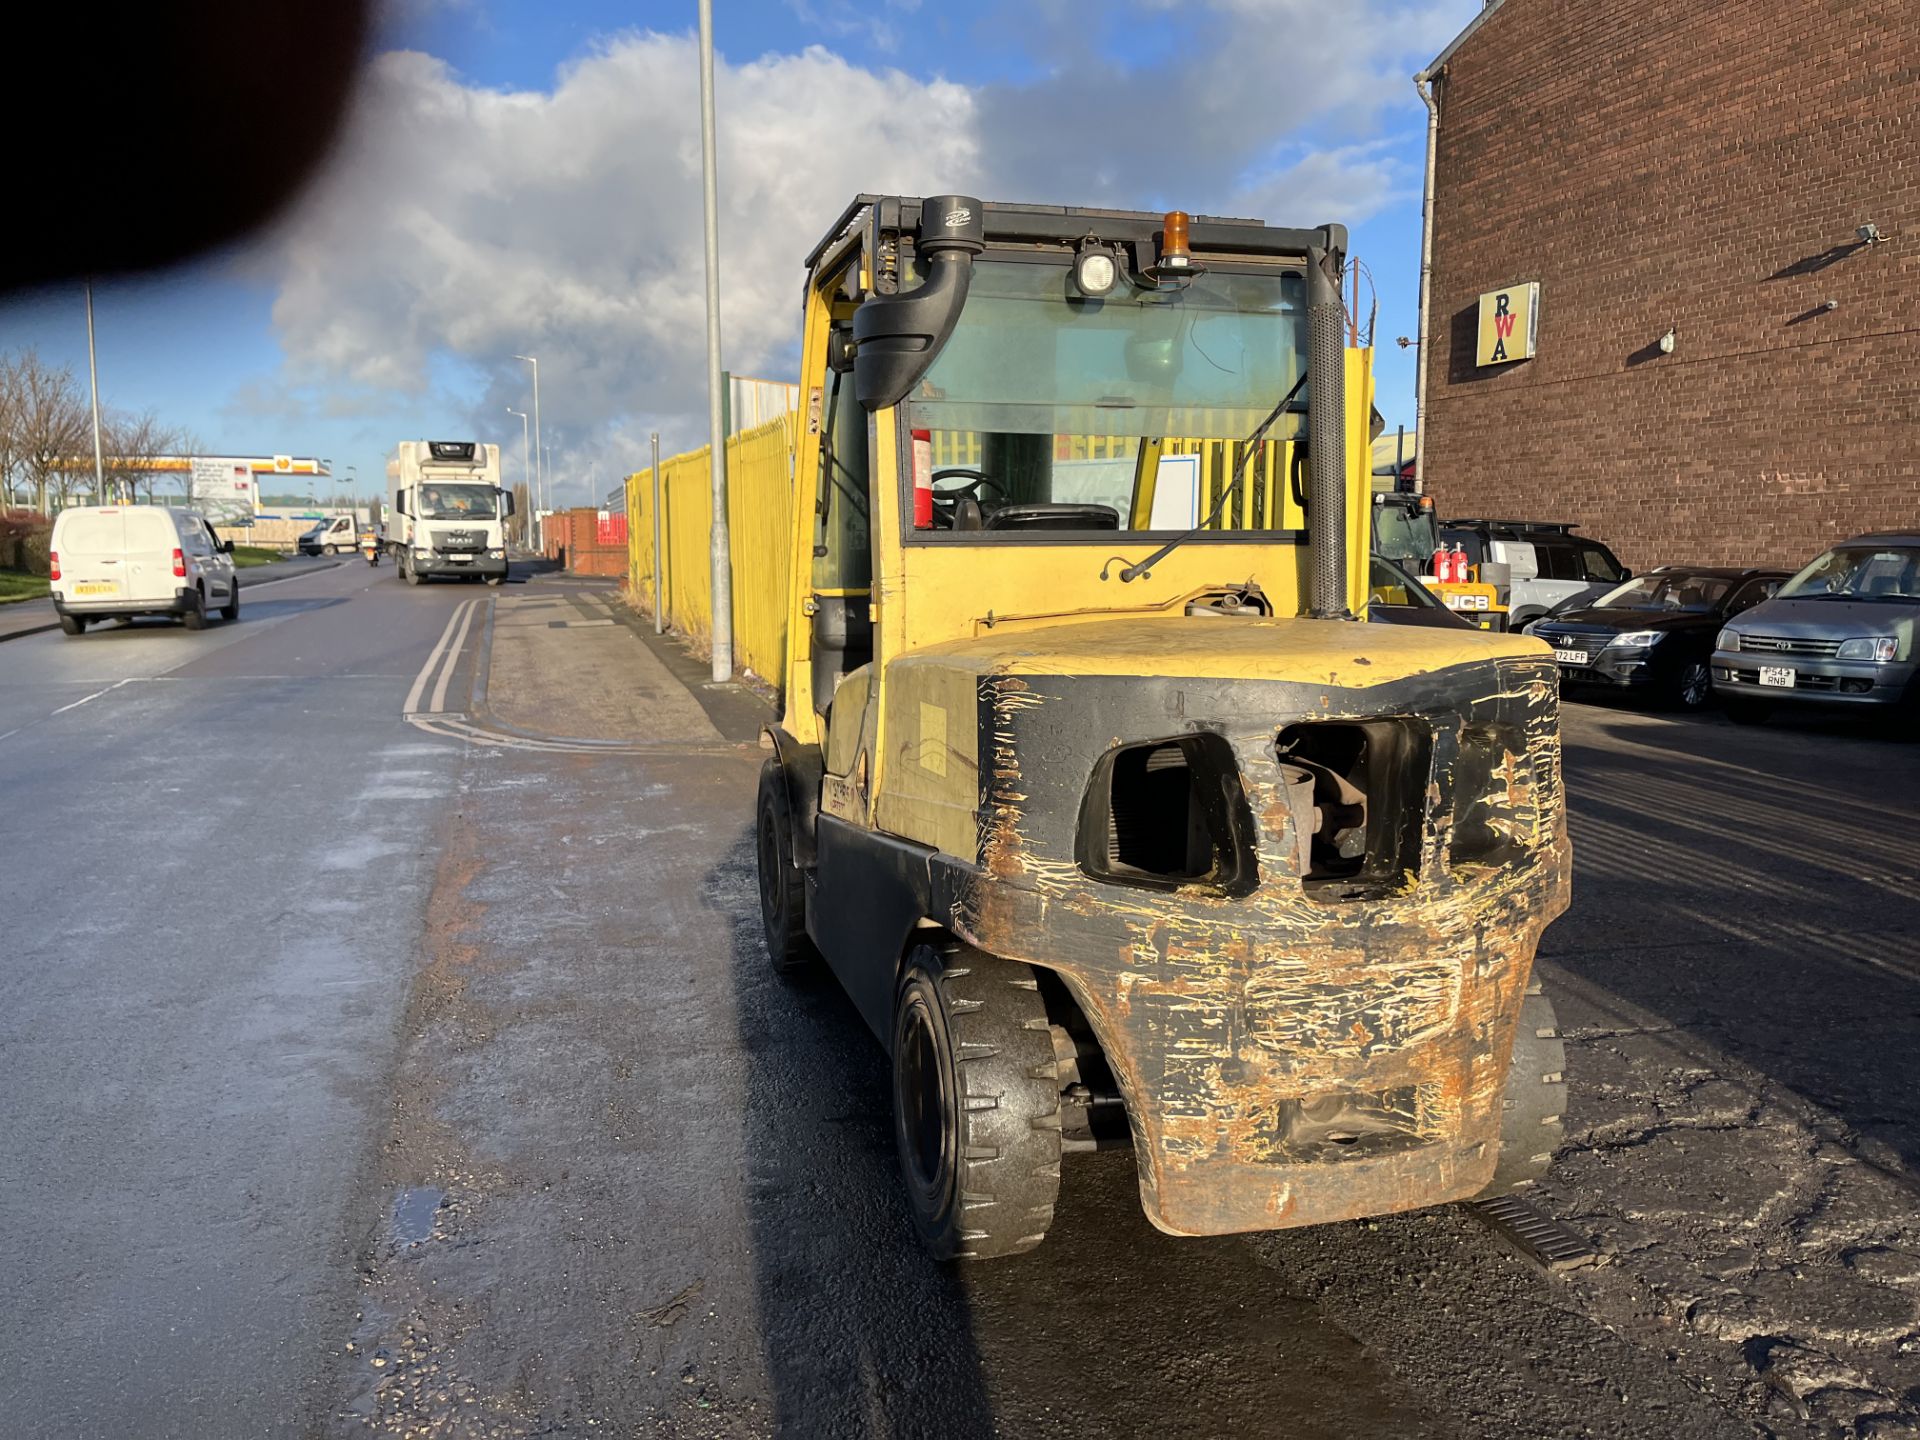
(875, 621), (1568, 1234)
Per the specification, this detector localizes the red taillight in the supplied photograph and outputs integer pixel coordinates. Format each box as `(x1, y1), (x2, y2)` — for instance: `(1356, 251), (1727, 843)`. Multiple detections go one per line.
(49, 550), (60, 581)
(172, 548), (186, 578)
(911, 429), (934, 530)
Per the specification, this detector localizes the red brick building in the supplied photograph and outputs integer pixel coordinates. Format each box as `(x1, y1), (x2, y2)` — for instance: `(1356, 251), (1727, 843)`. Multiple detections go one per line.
(1418, 0), (1919, 571)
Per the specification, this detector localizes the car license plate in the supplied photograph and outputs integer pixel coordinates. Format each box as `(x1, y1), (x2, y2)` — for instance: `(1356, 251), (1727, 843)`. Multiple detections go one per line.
(1554, 649), (1589, 666)
(1759, 666), (1795, 688)
(74, 582), (120, 596)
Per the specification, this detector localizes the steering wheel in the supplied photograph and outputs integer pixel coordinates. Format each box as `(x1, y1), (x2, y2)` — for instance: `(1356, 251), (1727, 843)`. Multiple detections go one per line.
(930, 468), (1004, 502)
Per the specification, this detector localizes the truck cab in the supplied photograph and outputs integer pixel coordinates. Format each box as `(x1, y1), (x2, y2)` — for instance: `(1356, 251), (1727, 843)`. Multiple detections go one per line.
(757, 195), (1571, 1259)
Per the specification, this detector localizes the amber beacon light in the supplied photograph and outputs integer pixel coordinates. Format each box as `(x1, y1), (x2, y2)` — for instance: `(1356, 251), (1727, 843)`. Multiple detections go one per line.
(1149, 210), (1200, 283)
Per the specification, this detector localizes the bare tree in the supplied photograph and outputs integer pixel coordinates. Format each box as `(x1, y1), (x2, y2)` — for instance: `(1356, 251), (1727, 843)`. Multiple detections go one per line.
(11, 351), (88, 513)
(103, 409), (192, 504)
(0, 354), (22, 511)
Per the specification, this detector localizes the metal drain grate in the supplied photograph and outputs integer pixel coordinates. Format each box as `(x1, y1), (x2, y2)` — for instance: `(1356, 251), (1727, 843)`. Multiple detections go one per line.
(1469, 1194), (1599, 1271)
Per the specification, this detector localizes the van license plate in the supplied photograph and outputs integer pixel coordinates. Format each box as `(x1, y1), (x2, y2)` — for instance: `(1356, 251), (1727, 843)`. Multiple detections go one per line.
(74, 582), (120, 596)
(1554, 649), (1588, 666)
(1759, 666), (1795, 688)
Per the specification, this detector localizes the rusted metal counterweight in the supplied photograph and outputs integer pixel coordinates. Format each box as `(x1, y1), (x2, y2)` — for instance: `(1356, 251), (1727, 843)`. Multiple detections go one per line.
(947, 656), (1570, 1237)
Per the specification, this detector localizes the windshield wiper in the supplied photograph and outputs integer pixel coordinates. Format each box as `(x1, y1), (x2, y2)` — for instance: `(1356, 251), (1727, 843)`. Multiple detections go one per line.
(1108, 370), (1307, 583)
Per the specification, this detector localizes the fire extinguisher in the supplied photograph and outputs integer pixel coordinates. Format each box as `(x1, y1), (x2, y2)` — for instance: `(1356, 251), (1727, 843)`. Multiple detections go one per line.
(1451, 544), (1472, 583)
(1430, 545), (1451, 581)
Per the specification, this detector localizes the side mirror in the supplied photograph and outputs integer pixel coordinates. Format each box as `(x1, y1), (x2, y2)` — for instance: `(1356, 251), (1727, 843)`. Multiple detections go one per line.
(221, 539), (235, 554)
(501, 491), (515, 517)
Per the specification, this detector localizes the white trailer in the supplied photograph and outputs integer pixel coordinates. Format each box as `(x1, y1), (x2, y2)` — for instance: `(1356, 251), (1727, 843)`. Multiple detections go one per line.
(386, 440), (512, 586)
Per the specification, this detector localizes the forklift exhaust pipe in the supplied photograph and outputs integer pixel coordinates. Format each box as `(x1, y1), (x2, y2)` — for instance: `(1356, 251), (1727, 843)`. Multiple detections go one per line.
(854, 194), (986, 411)
(1306, 236), (1350, 620)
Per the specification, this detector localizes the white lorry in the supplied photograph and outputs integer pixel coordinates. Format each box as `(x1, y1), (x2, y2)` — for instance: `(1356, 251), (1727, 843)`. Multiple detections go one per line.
(385, 440), (512, 586)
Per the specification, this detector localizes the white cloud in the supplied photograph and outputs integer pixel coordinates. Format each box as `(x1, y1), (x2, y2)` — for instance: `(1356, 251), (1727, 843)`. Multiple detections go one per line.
(259, 3), (1466, 480)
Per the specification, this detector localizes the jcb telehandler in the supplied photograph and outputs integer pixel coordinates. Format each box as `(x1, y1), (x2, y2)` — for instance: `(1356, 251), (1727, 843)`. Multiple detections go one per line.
(757, 195), (1571, 1259)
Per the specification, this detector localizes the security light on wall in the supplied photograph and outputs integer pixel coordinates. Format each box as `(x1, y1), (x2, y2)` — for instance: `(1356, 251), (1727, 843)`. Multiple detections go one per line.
(1857, 222), (1882, 245)
(1658, 328), (1676, 355)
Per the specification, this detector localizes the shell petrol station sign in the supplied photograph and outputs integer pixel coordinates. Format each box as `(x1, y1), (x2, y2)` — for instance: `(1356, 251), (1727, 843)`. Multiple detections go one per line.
(1476, 282), (1540, 367)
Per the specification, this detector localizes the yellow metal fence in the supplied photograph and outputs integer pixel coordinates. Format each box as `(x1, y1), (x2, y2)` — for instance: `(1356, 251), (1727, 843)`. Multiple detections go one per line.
(626, 413), (797, 686)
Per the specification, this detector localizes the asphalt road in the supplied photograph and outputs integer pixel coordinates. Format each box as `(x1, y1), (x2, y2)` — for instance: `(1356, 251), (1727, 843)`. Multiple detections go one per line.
(0, 558), (483, 1438)
(3, 576), (1916, 1439)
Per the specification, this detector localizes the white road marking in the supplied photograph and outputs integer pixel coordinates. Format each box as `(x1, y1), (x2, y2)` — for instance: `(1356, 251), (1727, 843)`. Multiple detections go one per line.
(50, 678), (132, 715)
(402, 599), (476, 717)
(429, 598), (480, 716)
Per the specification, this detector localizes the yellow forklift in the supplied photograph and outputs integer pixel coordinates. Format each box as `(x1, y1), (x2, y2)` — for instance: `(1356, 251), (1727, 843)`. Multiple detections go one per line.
(756, 194), (1570, 1258)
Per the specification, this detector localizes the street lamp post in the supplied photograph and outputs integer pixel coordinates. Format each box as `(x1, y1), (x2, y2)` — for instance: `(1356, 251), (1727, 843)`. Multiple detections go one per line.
(84, 282), (107, 503)
(506, 407), (531, 549)
(513, 354), (543, 546)
(697, 0), (733, 683)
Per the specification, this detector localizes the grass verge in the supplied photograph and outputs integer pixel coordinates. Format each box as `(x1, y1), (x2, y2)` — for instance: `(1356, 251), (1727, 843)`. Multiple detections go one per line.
(0, 569), (51, 604)
(231, 546), (286, 568)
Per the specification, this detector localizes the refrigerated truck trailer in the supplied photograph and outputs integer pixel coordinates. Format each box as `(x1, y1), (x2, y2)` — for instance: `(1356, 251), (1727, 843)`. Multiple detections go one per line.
(385, 440), (512, 586)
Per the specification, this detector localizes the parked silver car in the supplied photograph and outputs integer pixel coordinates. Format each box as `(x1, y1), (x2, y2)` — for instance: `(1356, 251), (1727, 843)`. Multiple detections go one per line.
(1711, 532), (1919, 724)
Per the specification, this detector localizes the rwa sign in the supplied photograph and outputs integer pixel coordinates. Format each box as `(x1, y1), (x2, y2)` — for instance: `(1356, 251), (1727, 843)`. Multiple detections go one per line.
(1476, 282), (1540, 367)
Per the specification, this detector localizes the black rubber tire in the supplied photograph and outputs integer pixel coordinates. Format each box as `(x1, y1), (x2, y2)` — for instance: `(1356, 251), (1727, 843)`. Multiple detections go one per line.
(402, 556), (421, 586)
(182, 588), (208, 630)
(1724, 699), (1771, 725)
(485, 574), (504, 587)
(1672, 659), (1712, 710)
(1476, 983), (1566, 1198)
(755, 760), (816, 974)
(59, 613), (85, 636)
(220, 585), (239, 622)
(891, 942), (1062, 1261)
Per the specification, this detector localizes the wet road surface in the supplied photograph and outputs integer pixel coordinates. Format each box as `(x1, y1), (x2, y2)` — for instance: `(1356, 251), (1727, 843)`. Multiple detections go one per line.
(4, 574), (1917, 1438)
(0, 561), (482, 1438)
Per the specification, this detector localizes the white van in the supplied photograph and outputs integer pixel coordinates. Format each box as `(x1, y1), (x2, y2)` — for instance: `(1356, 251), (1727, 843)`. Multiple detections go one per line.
(50, 505), (239, 636)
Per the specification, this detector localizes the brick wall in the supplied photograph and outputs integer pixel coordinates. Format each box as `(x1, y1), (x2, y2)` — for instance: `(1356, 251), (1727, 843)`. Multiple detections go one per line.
(1423, 0), (1920, 571)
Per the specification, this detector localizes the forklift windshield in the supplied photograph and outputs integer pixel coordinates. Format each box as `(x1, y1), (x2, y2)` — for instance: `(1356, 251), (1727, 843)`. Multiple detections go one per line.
(903, 257), (1307, 536)
(1371, 499), (1439, 566)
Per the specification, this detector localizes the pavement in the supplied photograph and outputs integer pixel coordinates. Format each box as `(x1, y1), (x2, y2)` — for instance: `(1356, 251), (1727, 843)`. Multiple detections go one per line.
(2, 569), (1917, 1439)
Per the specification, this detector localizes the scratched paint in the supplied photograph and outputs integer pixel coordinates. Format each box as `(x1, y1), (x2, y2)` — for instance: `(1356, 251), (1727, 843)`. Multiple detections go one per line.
(885, 636), (1571, 1238)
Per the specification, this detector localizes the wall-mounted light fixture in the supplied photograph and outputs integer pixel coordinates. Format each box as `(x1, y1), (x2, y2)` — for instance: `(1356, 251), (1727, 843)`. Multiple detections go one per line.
(1822, 299), (1840, 312)
(1658, 328), (1677, 355)
(1857, 222), (1883, 246)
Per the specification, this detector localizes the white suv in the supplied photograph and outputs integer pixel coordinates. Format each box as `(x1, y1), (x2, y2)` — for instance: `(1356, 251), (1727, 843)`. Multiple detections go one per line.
(50, 505), (239, 635)
(1441, 520), (1630, 630)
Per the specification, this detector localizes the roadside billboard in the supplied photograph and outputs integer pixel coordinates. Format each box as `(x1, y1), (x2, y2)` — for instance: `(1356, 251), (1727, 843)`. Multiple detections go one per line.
(189, 458), (259, 525)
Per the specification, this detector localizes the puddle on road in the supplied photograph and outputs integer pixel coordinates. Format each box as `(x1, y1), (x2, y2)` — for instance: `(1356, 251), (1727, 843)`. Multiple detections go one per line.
(390, 1185), (445, 1250)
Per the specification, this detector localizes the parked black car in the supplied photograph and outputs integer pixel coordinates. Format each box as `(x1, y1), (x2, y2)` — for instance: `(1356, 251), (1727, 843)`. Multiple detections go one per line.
(1528, 566), (1787, 709)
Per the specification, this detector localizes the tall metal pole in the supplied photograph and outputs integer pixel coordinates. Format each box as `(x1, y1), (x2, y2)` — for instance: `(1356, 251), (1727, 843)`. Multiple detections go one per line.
(507, 408), (530, 547)
(515, 354), (543, 547)
(698, 0), (733, 683)
(650, 431), (664, 634)
(85, 283), (107, 501)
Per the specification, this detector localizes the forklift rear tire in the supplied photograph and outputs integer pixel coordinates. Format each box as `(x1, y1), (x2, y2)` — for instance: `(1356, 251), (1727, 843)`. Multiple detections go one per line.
(891, 942), (1062, 1261)
(1474, 982), (1566, 1199)
(755, 760), (816, 974)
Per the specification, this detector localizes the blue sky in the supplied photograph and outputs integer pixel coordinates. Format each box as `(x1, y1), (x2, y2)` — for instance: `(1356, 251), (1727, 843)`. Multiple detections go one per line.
(0, 0), (1476, 506)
